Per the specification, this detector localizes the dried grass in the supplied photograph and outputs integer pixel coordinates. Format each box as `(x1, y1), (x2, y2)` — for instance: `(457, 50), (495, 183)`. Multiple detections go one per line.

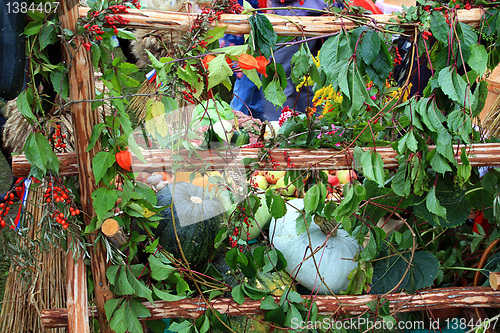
(0, 186), (67, 333)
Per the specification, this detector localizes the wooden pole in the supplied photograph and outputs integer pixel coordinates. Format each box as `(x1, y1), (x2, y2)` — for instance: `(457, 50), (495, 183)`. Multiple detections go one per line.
(12, 143), (500, 177)
(78, 7), (483, 36)
(41, 286), (500, 328)
(58, 1), (113, 332)
(66, 252), (89, 332)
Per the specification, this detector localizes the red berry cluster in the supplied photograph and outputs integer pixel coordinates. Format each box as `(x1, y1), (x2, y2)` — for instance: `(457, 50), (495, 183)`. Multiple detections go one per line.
(44, 182), (80, 230)
(108, 4), (129, 13)
(130, 0), (141, 9)
(393, 46), (402, 66)
(283, 150), (295, 168)
(43, 182), (71, 204)
(199, 0), (242, 23)
(104, 14), (130, 35)
(0, 193), (15, 229)
(422, 30), (433, 40)
(82, 42), (92, 51)
(181, 91), (195, 104)
(244, 142), (264, 148)
(51, 210), (69, 229)
(266, 152), (280, 170)
(228, 227), (240, 247)
(186, 0), (242, 52)
(83, 1), (133, 43)
(49, 125), (67, 150)
(84, 23), (106, 41)
(228, 206), (252, 247)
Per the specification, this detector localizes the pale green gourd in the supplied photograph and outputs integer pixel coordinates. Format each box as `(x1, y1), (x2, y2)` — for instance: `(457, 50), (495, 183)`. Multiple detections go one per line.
(269, 199), (359, 294)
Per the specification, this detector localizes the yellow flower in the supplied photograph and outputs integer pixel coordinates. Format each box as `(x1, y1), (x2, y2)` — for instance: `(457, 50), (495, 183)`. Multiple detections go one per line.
(313, 52), (320, 68)
(296, 76), (314, 91)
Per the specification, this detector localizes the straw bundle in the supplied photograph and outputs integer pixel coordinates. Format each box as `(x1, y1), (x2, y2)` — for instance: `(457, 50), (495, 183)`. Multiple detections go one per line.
(482, 93), (500, 138)
(0, 185), (67, 333)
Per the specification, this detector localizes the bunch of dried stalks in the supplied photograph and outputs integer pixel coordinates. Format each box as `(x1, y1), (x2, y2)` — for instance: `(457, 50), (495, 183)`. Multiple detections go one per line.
(0, 186), (67, 333)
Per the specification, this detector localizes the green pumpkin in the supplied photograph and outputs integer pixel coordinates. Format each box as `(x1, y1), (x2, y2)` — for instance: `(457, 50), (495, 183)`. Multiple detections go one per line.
(156, 182), (224, 270)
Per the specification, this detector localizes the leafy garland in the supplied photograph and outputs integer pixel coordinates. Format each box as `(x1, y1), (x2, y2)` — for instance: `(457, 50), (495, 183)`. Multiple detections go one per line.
(6, 0), (500, 331)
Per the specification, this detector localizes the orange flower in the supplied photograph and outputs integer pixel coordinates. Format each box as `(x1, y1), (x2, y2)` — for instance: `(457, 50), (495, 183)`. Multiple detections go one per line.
(202, 54), (216, 69)
(238, 53), (259, 70)
(255, 56), (269, 77)
(116, 150), (132, 171)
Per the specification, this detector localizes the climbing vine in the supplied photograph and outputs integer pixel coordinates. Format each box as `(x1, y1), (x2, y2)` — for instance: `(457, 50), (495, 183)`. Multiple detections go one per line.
(4, 0), (500, 331)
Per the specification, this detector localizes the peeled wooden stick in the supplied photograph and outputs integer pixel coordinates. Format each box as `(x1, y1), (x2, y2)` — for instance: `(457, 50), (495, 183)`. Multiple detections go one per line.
(489, 272), (500, 291)
(101, 218), (128, 249)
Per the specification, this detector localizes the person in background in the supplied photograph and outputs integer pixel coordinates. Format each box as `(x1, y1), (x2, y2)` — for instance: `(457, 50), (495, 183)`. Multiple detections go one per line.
(220, 0), (268, 121)
(261, 0), (329, 121)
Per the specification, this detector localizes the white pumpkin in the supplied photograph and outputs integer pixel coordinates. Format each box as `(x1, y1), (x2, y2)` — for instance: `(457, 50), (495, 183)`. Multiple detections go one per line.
(269, 199), (359, 294)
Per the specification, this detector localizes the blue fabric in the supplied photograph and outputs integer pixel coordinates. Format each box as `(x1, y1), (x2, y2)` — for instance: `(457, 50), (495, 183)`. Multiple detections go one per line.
(231, 75), (267, 121)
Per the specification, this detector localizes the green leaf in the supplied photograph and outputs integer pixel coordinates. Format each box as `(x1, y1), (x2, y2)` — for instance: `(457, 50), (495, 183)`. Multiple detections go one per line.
(91, 188), (118, 224)
(304, 183), (327, 213)
(260, 295), (279, 310)
(406, 130), (418, 152)
(243, 284), (268, 300)
(212, 45), (248, 56)
(468, 44), (488, 77)
(266, 190), (286, 219)
(319, 31), (351, 80)
(104, 298), (124, 322)
(391, 161), (411, 197)
(16, 90), (37, 124)
(24, 132), (60, 175)
(127, 269), (154, 303)
(207, 54), (233, 90)
(284, 289), (303, 304)
(426, 186), (447, 218)
(242, 68), (262, 89)
(50, 69), (69, 101)
(291, 43), (312, 85)
(263, 78), (286, 107)
(148, 254), (175, 281)
(414, 175), (471, 228)
(248, 13), (277, 58)
(284, 304), (302, 328)
(106, 265), (120, 286)
(152, 285), (186, 301)
(39, 24), (58, 50)
(23, 20), (43, 36)
(168, 321), (192, 333)
(360, 151), (385, 187)
(92, 151), (116, 184)
(262, 248), (278, 274)
(361, 30), (381, 65)
(371, 251), (440, 294)
(115, 266), (135, 295)
(124, 300), (145, 333)
(116, 28), (136, 40)
(231, 284), (245, 305)
(108, 302), (127, 333)
(430, 11), (450, 45)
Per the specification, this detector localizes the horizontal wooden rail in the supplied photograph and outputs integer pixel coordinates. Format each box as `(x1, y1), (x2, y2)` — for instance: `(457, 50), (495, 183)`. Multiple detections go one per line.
(12, 143), (500, 177)
(41, 286), (500, 328)
(78, 7), (483, 37)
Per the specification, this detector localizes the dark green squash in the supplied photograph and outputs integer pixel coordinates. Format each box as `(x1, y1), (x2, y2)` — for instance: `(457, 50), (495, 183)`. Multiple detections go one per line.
(155, 182), (224, 271)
